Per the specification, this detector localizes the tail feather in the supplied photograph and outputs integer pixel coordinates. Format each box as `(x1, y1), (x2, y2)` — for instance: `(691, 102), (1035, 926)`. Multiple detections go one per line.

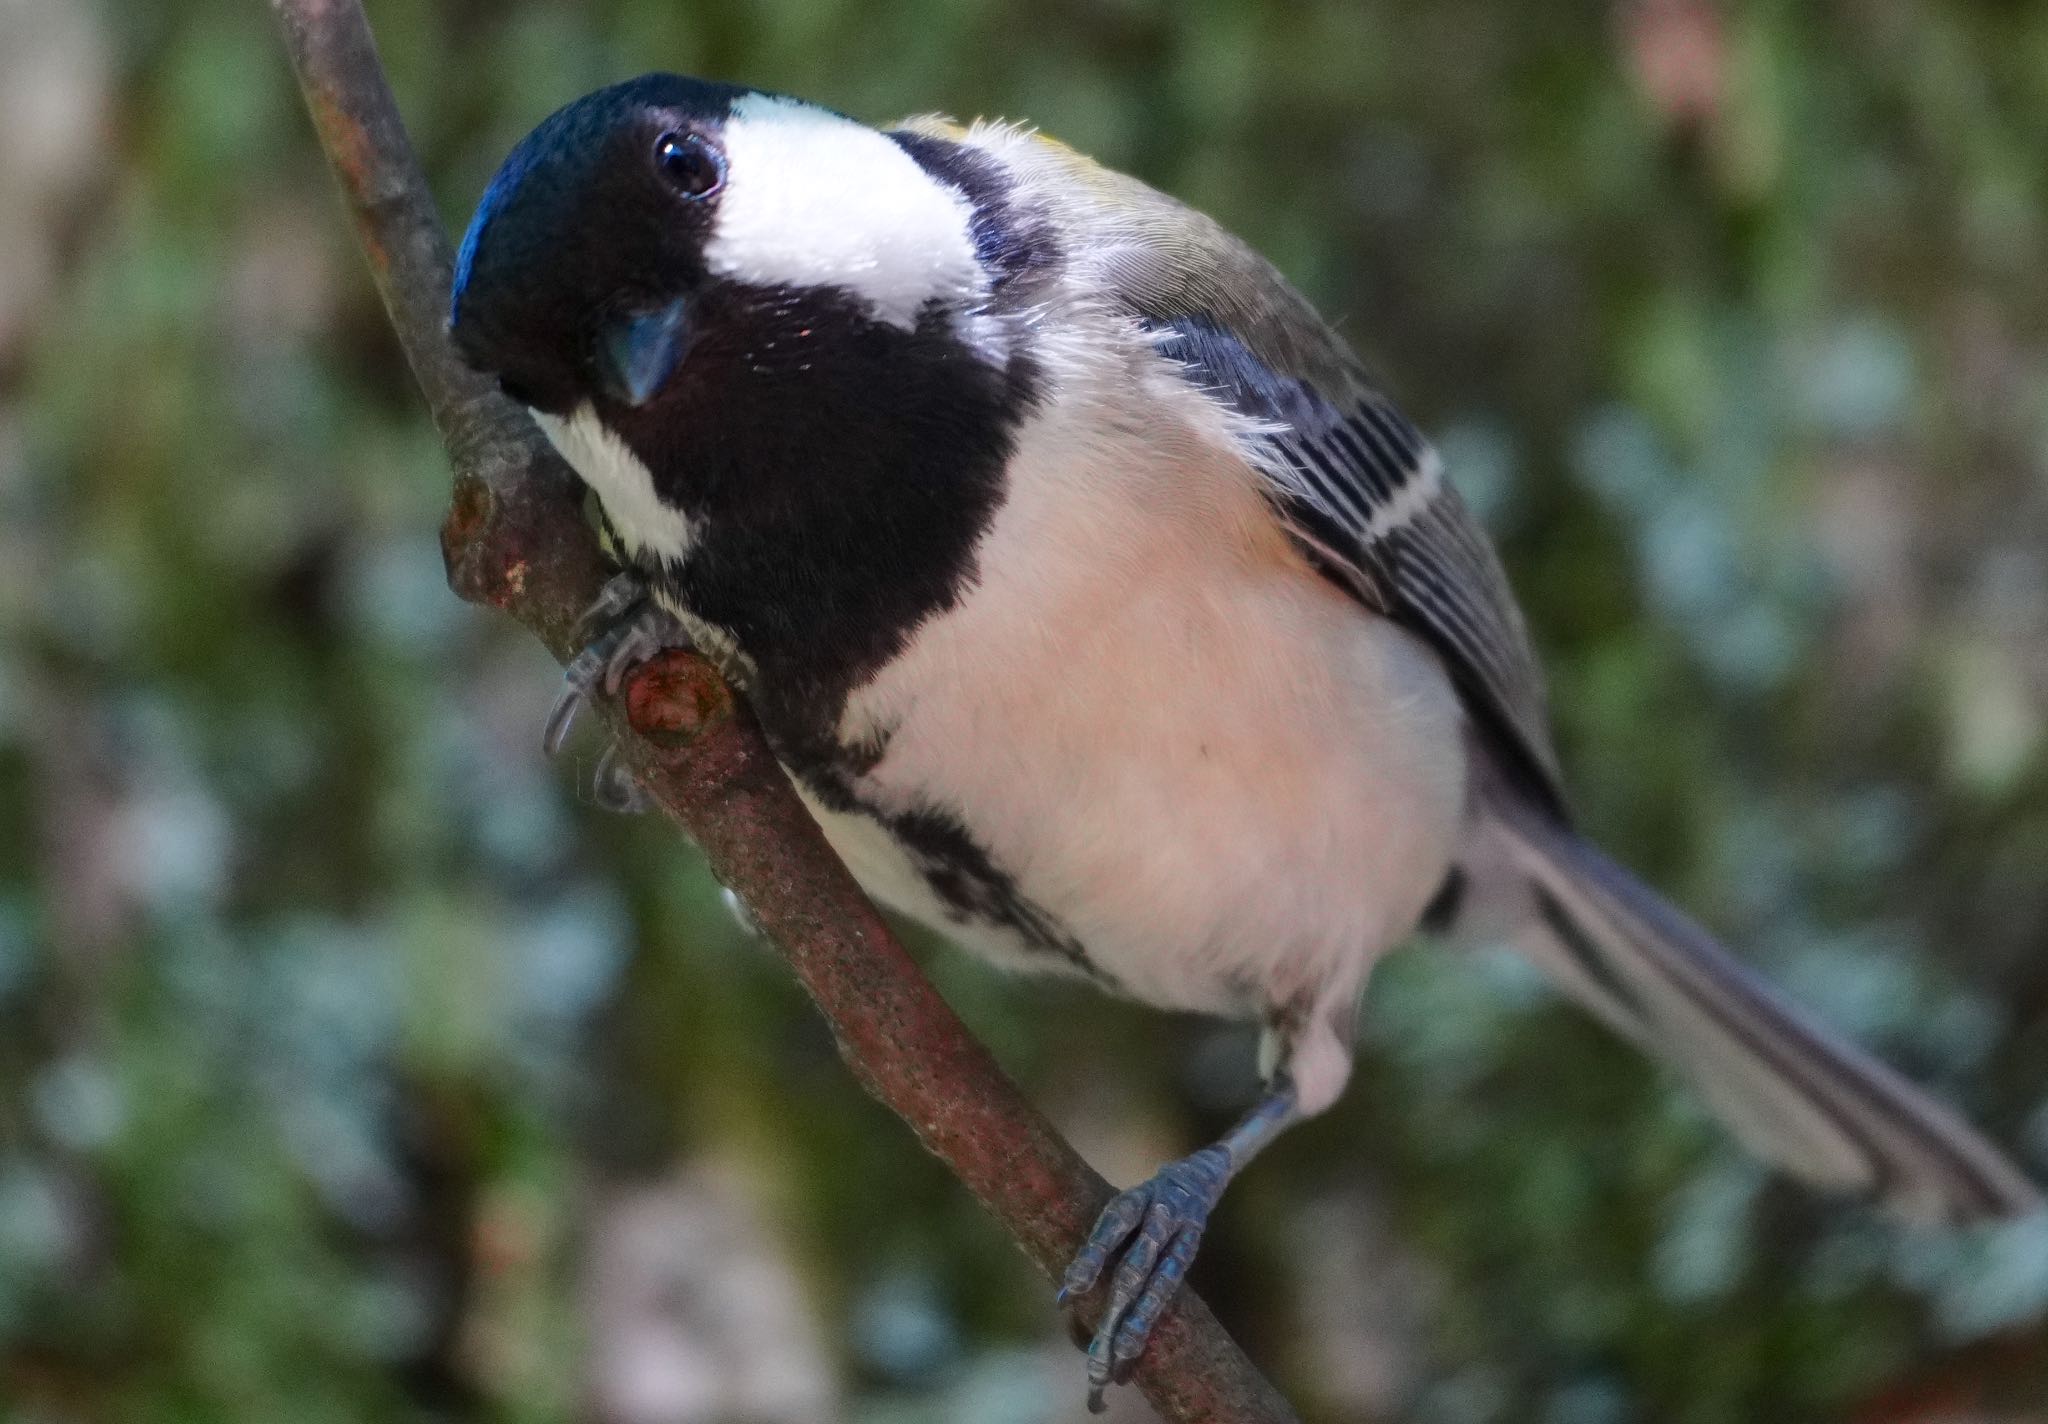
(1467, 783), (2041, 1224)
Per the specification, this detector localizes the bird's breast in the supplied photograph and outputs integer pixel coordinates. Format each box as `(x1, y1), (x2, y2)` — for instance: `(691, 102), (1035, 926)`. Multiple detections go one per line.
(800, 394), (1471, 1016)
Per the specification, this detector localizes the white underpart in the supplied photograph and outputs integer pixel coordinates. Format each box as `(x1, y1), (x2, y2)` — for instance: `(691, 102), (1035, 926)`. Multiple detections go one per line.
(705, 94), (983, 328)
(805, 311), (1469, 1117)
(532, 405), (699, 563)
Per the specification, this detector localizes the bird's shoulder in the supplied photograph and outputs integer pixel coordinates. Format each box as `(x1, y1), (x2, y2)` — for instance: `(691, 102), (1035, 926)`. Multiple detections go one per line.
(892, 116), (1566, 808)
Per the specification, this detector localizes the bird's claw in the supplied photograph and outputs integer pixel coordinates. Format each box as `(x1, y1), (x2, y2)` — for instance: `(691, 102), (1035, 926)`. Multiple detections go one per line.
(572, 567), (649, 644)
(1059, 1145), (1230, 1410)
(545, 570), (691, 812)
(546, 572), (667, 756)
(591, 742), (656, 815)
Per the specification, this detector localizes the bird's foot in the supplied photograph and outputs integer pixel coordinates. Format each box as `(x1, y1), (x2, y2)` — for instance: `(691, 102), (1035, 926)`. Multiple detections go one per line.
(543, 570), (692, 813)
(1058, 1145), (1231, 1412)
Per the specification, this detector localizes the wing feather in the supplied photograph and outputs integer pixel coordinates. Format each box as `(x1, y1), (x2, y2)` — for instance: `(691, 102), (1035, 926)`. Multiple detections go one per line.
(1142, 307), (1563, 807)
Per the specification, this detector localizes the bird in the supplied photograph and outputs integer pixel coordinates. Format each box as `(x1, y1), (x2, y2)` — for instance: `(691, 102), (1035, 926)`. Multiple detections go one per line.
(447, 73), (2042, 1407)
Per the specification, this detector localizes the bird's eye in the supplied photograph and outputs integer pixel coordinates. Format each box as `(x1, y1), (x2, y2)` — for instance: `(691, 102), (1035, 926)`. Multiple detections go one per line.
(654, 131), (724, 199)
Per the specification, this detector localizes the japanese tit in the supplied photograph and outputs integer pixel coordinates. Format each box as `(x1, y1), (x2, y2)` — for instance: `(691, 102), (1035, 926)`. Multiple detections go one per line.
(449, 74), (2041, 1403)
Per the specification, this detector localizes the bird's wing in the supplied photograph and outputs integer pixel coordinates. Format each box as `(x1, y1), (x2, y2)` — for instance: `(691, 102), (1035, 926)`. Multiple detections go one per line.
(1051, 150), (1565, 809)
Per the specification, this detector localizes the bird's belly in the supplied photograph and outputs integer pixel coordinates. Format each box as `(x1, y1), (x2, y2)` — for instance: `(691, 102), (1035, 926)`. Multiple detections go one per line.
(809, 548), (1469, 1018)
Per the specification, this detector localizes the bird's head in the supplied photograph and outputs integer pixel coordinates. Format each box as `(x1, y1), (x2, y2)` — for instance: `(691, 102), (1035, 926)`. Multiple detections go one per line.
(449, 73), (992, 419)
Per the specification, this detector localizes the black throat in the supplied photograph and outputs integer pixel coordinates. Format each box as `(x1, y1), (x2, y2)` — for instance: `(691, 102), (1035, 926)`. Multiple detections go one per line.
(600, 283), (1039, 780)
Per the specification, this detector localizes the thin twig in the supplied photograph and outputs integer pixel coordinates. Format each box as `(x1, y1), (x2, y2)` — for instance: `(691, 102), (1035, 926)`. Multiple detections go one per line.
(267, 2), (1302, 1419)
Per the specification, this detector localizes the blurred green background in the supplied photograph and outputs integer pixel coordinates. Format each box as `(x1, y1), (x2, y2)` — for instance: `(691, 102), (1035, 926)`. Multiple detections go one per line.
(4, 0), (2048, 1420)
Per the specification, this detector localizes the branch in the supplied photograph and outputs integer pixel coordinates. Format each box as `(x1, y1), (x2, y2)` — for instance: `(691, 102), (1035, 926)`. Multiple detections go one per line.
(268, 3), (1301, 1419)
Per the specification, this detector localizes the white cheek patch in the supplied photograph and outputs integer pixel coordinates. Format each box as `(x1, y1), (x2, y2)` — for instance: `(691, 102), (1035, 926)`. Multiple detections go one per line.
(706, 94), (983, 328)
(532, 405), (701, 563)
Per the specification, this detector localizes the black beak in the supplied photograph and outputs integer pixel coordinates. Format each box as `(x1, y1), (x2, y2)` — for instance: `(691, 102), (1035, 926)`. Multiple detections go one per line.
(598, 297), (693, 407)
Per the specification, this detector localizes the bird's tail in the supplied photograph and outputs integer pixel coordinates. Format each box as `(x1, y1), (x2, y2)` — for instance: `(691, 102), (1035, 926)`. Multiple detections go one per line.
(1454, 774), (2041, 1224)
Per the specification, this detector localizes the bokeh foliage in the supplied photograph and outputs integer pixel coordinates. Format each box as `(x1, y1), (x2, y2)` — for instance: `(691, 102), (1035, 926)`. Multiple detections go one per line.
(3, 1), (2047, 1420)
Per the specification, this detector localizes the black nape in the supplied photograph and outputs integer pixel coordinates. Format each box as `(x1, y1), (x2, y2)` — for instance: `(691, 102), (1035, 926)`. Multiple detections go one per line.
(889, 130), (1063, 309)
